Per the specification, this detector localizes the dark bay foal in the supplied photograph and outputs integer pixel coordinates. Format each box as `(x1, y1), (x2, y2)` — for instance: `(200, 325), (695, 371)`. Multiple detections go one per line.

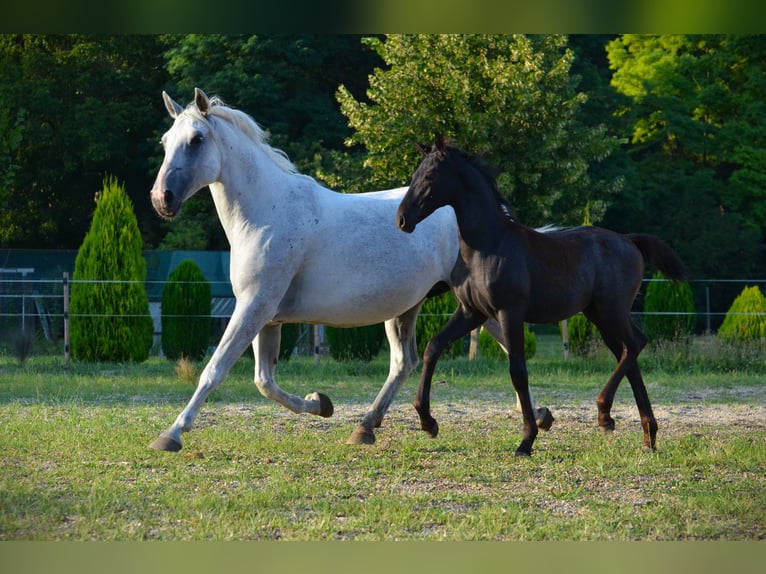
(397, 135), (688, 457)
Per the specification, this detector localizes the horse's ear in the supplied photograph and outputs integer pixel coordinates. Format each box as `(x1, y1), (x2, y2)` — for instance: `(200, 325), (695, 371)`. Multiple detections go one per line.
(162, 91), (184, 119)
(194, 88), (210, 116)
(434, 133), (446, 153)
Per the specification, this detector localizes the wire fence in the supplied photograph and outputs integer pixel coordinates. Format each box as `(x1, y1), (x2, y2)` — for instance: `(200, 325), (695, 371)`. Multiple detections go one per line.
(2, 274), (766, 362)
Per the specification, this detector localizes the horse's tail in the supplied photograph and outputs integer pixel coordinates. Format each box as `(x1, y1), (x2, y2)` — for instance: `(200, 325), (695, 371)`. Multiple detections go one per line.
(627, 233), (688, 282)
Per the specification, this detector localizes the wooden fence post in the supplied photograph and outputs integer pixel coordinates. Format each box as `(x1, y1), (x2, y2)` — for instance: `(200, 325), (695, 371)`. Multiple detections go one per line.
(63, 272), (70, 365)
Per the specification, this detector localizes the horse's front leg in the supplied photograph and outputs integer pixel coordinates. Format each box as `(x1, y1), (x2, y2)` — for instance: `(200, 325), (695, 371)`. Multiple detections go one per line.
(254, 323), (333, 417)
(483, 318), (554, 431)
(149, 301), (267, 452)
(498, 310), (538, 457)
(414, 306), (484, 438)
(347, 305), (421, 445)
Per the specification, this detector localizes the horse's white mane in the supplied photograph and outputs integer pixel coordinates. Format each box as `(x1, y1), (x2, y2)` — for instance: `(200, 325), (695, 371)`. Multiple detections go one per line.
(186, 97), (302, 176)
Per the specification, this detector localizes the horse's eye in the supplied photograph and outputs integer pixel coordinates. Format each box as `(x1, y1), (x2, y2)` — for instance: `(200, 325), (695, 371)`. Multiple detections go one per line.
(190, 134), (204, 146)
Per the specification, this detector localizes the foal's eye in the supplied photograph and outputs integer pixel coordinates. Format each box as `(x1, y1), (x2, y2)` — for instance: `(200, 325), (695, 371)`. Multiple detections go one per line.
(190, 134), (204, 146)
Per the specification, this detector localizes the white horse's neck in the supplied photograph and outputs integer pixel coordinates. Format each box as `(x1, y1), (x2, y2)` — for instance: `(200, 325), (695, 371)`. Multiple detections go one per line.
(207, 117), (311, 245)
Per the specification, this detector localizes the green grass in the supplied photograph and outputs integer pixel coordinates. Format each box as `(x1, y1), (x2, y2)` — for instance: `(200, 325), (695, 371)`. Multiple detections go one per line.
(0, 337), (764, 540)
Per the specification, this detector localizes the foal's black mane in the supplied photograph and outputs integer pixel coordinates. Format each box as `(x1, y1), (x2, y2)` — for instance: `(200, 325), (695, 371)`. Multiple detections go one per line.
(445, 143), (518, 226)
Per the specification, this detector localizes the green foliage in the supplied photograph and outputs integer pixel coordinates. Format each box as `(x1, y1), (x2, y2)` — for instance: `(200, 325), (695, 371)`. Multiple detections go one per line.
(644, 271), (697, 341)
(325, 324), (385, 362)
(562, 314), (600, 357)
(717, 285), (766, 343)
(417, 291), (463, 358)
(161, 259), (212, 361)
(70, 177), (154, 362)
(604, 34), (766, 282)
(478, 324), (537, 360)
(337, 34), (620, 225)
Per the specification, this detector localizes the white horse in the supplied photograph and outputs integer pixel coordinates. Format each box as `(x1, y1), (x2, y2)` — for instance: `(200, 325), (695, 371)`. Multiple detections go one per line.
(148, 88), (552, 452)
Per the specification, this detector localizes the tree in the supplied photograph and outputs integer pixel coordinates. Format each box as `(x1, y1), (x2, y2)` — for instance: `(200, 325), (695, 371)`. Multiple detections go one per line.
(605, 35), (766, 284)
(70, 177), (154, 362)
(717, 285), (766, 342)
(0, 35), (168, 248)
(337, 34), (621, 226)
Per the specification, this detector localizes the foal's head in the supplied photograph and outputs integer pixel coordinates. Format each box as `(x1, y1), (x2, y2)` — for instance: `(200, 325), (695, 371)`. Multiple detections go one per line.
(150, 88), (223, 219)
(396, 133), (461, 233)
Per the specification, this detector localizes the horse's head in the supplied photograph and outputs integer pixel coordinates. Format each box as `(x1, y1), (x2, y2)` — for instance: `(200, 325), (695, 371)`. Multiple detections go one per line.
(396, 133), (453, 233)
(150, 88), (222, 219)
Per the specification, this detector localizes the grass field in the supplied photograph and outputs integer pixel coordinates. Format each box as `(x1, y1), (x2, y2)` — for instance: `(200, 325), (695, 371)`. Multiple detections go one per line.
(1, 335), (764, 541)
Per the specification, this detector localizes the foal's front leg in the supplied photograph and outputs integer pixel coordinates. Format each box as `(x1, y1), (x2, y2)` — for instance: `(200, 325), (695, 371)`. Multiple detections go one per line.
(414, 306), (484, 437)
(498, 311), (538, 457)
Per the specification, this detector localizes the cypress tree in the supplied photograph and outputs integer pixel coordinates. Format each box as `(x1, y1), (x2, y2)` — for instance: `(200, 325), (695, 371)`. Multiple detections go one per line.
(161, 259), (212, 361)
(417, 292), (464, 358)
(70, 176), (153, 362)
(325, 323), (385, 362)
(644, 271), (697, 341)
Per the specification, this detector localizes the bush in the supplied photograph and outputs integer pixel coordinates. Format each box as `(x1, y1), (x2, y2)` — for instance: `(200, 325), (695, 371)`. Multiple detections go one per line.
(717, 285), (766, 342)
(326, 323), (385, 361)
(562, 314), (600, 357)
(478, 323), (537, 360)
(644, 271), (696, 341)
(417, 291), (464, 358)
(70, 177), (153, 362)
(161, 259), (212, 361)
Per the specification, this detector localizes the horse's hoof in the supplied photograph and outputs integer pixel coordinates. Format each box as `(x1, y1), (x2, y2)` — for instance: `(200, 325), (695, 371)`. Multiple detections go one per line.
(305, 392), (334, 417)
(535, 407), (554, 431)
(346, 426), (376, 445)
(149, 436), (182, 452)
(422, 419), (439, 438)
(514, 449), (531, 458)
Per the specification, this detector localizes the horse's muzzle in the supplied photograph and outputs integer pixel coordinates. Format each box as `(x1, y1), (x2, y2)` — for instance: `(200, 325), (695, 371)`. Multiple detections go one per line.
(151, 187), (180, 220)
(396, 210), (416, 234)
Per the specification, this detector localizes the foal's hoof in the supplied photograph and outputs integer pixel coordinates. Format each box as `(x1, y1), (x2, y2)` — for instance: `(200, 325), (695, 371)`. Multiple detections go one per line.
(346, 426), (376, 445)
(422, 419), (439, 438)
(514, 449), (531, 458)
(305, 392), (334, 417)
(535, 407), (554, 431)
(149, 436), (182, 452)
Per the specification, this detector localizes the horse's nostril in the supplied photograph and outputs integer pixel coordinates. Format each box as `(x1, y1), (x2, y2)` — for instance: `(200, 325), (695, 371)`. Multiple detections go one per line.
(164, 189), (174, 205)
(398, 214), (406, 230)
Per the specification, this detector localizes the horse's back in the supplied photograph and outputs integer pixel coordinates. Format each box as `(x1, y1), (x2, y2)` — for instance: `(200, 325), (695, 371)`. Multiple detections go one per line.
(273, 186), (459, 326)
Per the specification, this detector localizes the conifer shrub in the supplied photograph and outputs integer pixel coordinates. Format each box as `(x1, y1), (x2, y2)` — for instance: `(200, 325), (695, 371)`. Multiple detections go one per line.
(561, 314), (599, 357)
(161, 259), (212, 361)
(417, 291), (464, 358)
(478, 323), (537, 360)
(644, 271), (696, 341)
(717, 285), (766, 342)
(70, 177), (153, 362)
(326, 323), (385, 361)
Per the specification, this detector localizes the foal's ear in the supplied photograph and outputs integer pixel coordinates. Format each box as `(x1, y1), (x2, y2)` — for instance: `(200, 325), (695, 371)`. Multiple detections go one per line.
(162, 91), (184, 119)
(194, 88), (210, 116)
(434, 133), (446, 152)
(415, 142), (431, 156)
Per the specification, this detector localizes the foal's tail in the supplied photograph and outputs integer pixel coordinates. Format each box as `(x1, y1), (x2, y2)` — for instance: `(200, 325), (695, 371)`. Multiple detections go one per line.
(627, 233), (688, 282)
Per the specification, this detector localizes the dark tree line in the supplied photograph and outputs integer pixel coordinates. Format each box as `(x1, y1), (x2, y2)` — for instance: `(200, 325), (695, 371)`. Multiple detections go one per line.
(1, 34), (764, 286)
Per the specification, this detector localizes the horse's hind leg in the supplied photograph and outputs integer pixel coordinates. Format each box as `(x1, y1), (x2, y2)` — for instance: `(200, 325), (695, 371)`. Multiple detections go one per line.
(483, 319), (554, 431)
(254, 323), (334, 417)
(623, 322), (657, 450)
(591, 314), (656, 449)
(414, 306), (485, 439)
(347, 304), (422, 445)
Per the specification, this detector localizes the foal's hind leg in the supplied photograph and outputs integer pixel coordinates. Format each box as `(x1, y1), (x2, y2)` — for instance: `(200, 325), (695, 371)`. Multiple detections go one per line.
(347, 304), (422, 445)
(591, 315), (657, 449)
(415, 307), (485, 438)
